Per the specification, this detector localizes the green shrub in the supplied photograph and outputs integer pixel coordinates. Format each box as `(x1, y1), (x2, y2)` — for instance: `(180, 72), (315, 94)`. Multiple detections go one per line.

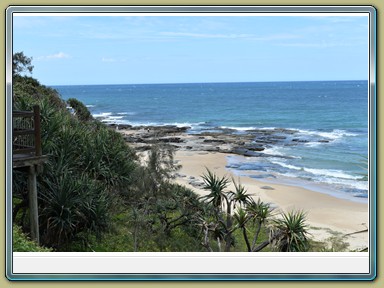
(13, 225), (52, 252)
(67, 98), (93, 121)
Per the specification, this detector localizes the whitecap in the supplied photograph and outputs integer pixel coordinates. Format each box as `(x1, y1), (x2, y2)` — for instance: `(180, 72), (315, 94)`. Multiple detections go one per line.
(271, 160), (303, 171)
(306, 168), (360, 180)
(271, 160), (362, 180)
(262, 147), (285, 157)
(297, 129), (358, 140)
(219, 126), (258, 132)
(93, 112), (112, 118)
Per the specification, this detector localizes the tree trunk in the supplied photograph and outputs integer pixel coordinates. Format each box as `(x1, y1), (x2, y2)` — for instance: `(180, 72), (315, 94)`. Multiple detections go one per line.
(252, 230), (283, 252)
(251, 222), (262, 251)
(243, 228), (251, 252)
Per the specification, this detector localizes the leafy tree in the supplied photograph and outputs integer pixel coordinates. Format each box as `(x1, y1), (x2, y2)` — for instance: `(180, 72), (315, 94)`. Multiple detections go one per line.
(12, 53), (138, 250)
(246, 198), (275, 251)
(12, 52), (313, 253)
(269, 210), (310, 252)
(67, 98), (93, 121)
(125, 145), (204, 252)
(233, 207), (251, 251)
(199, 170), (310, 252)
(13, 52), (34, 76)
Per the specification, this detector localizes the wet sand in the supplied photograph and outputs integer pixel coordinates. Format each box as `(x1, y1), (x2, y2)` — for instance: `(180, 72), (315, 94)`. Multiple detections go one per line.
(173, 150), (368, 251)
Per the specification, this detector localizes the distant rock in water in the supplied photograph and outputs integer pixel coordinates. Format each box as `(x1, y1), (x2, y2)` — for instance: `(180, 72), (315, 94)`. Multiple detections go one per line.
(110, 123), (329, 158)
(292, 138), (309, 143)
(260, 186), (275, 190)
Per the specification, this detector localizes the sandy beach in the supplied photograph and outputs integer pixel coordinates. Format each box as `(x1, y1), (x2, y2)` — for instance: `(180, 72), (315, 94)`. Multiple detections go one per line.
(173, 150), (368, 251)
(116, 125), (369, 251)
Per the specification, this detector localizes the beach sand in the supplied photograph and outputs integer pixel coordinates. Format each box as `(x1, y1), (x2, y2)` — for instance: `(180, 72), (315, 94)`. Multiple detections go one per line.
(116, 126), (368, 251)
(173, 150), (369, 251)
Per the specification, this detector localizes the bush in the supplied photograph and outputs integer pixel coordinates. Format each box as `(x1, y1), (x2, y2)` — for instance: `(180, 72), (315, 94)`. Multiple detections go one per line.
(67, 98), (93, 121)
(13, 225), (52, 252)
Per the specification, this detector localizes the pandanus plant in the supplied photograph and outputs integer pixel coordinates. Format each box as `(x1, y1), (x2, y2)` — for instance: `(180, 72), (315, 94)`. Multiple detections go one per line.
(269, 210), (310, 252)
(199, 170), (310, 252)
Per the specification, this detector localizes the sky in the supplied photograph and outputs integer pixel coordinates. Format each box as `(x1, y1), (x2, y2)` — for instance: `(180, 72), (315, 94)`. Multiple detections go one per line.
(12, 13), (369, 85)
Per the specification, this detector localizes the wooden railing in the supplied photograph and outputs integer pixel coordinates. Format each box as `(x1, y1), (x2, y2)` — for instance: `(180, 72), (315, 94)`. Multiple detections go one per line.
(13, 105), (42, 157)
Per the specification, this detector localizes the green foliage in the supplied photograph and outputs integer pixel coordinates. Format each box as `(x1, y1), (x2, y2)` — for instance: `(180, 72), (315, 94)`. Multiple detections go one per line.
(35, 116), (137, 250)
(11, 53), (318, 253)
(199, 170), (311, 252)
(200, 169), (230, 209)
(233, 207), (251, 251)
(12, 54), (138, 250)
(229, 179), (253, 209)
(13, 52), (34, 76)
(13, 225), (52, 252)
(270, 210), (310, 252)
(13, 75), (65, 111)
(38, 171), (110, 249)
(122, 145), (205, 252)
(67, 98), (93, 121)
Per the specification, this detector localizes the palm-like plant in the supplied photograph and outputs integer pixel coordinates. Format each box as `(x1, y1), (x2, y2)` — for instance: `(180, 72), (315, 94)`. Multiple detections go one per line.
(228, 179), (253, 209)
(200, 169), (230, 211)
(197, 171), (312, 253)
(233, 207), (251, 251)
(39, 171), (110, 250)
(246, 198), (274, 251)
(270, 210), (310, 252)
(200, 169), (238, 251)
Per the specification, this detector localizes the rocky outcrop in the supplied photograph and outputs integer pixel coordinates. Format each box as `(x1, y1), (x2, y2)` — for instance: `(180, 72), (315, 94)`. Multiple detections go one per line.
(109, 124), (330, 159)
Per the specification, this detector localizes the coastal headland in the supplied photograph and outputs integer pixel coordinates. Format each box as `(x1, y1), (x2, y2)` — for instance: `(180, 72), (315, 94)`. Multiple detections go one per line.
(111, 123), (368, 251)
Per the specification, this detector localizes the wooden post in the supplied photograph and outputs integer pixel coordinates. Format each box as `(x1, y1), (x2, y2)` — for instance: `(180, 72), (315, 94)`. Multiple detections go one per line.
(33, 105), (42, 157)
(28, 164), (40, 244)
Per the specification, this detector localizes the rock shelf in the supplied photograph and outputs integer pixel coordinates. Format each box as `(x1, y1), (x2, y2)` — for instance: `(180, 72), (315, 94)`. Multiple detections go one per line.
(109, 124), (330, 159)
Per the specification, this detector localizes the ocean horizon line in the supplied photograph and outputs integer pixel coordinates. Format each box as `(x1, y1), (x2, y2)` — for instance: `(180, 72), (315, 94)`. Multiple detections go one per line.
(50, 79), (368, 88)
(55, 81), (369, 200)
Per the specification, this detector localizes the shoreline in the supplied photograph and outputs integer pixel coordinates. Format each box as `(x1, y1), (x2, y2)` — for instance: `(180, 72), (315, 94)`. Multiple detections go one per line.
(174, 150), (368, 251)
(113, 124), (369, 251)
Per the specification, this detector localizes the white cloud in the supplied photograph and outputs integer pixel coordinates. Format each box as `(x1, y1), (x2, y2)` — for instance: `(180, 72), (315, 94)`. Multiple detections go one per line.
(47, 52), (71, 59)
(159, 31), (300, 41)
(38, 52), (71, 60)
(101, 57), (116, 62)
(159, 31), (253, 39)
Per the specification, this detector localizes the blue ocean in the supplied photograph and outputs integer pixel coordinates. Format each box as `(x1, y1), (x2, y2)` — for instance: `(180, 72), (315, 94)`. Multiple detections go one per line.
(54, 81), (369, 202)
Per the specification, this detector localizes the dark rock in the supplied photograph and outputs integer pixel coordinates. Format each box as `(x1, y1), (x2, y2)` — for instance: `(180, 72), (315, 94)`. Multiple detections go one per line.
(243, 151), (263, 157)
(205, 147), (220, 152)
(244, 144), (265, 152)
(189, 180), (205, 188)
(231, 147), (248, 155)
(159, 137), (184, 143)
(135, 145), (152, 151)
(117, 124), (132, 130)
(203, 139), (226, 144)
(124, 136), (146, 143)
(292, 138), (309, 143)
(273, 128), (297, 134)
(270, 136), (287, 140)
(230, 147), (263, 157)
(255, 139), (276, 145)
(260, 186), (275, 190)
